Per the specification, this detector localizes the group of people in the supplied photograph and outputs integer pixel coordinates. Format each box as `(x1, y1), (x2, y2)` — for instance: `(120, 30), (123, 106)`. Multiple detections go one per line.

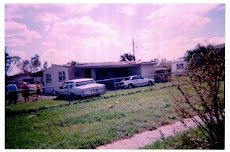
(6, 81), (42, 105)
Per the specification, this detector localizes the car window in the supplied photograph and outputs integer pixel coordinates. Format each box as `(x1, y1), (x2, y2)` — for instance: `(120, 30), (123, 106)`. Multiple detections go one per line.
(68, 82), (73, 88)
(62, 83), (68, 88)
(122, 77), (129, 81)
(138, 76), (144, 79)
(76, 80), (95, 86)
(132, 76), (137, 80)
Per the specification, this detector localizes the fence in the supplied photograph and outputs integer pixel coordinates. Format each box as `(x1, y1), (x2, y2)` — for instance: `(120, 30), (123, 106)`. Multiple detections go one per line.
(6, 73), (174, 105)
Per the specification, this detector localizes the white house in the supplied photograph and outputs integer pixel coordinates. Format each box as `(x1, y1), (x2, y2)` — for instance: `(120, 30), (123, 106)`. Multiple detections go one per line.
(171, 58), (187, 75)
(43, 62), (155, 94)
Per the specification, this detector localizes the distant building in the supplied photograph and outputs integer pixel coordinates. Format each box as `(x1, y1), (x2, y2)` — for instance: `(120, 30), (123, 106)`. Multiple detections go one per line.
(43, 61), (155, 94)
(171, 58), (187, 75)
(7, 71), (43, 88)
(171, 43), (225, 75)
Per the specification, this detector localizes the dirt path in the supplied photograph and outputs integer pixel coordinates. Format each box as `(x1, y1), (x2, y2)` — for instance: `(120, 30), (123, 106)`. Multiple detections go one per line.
(97, 115), (202, 149)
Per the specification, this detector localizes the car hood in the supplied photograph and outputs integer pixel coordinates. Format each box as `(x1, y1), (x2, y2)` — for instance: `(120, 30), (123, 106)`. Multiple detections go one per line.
(76, 83), (104, 89)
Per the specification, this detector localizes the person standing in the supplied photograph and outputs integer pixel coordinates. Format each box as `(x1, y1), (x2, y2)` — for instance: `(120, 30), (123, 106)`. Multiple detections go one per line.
(21, 82), (30, 103)
(6, 81), (18, 105)
(35, 81), (42, 100)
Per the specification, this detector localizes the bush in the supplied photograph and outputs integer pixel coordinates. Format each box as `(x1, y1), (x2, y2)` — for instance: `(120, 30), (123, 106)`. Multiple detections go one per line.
(172, 44), (225, 149)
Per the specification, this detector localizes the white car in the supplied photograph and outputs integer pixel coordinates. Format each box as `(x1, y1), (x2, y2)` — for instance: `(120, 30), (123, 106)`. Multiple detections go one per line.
(116, 75), (155, 89)
(55, 78), (106, 100)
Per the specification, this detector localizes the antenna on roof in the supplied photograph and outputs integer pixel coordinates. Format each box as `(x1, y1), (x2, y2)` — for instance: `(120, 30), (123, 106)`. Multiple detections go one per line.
(132, 38), (136, 61)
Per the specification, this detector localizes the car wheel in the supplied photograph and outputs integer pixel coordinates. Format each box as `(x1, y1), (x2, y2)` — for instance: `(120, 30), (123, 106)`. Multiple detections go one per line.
(148, 81), (153, 86)
(71, 93), (77, 101)
(56, 92), (60, 99)
(127, 84), (134, 89)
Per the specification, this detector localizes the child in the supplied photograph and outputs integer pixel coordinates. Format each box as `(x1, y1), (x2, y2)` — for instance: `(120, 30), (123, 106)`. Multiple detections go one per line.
(35, 81), (42, 100)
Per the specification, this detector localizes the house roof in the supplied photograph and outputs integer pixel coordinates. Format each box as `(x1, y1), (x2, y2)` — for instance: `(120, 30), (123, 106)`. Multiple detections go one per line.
(61, 61), (154, 69)
(8, 72), (31, 78)
(30, 70), (43, 77)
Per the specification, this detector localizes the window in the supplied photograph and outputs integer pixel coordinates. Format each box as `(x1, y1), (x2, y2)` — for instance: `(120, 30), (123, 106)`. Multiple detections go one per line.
(46, 74), (52, 83)
(58, 71), (66, 82)
(176, 63), (184, 69)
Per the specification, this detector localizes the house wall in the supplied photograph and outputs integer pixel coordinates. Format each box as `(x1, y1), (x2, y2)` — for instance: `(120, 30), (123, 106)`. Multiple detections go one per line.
(43, 65), (71, 95)
(171, 61), (187, 75)
(140, 64), (154, 79)
(129, 66), (141, 76)
(8, 75), (35, 88)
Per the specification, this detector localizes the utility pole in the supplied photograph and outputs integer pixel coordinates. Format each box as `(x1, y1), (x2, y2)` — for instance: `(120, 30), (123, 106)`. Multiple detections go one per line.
(132, 38), (136, 61)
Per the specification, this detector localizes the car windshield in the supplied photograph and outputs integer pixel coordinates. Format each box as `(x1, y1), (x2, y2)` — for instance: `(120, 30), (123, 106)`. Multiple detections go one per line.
(76, 80), (95, 86)
(122, 77), (130, 81)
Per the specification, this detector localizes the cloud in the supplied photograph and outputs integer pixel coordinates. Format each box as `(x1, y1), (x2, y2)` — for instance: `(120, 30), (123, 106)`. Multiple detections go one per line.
(50, 16), (120, 47)
(42, 41), (56, 48)
(5, 21), (41, 47)
(6, 4), (100, 23)
(116, 6), (136, 16)
(9, 49), (28, 60)
(144, 4), (219, 35)
(135, 36), (225, 61)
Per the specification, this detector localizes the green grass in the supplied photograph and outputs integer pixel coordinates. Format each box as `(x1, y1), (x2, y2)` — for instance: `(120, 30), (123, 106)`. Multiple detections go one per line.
(142, 127), (204, 149)
(6, 99), (68, 115)
(6, 82), (174, 114)
(6, 84), (185, 149)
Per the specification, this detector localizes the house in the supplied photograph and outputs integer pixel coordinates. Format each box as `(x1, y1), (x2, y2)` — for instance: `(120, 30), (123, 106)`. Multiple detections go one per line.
(171, 43), (225, 75)
(171, 58), (187, 75)
(43, 61), (155, 94)
(7, 71), (43, 88)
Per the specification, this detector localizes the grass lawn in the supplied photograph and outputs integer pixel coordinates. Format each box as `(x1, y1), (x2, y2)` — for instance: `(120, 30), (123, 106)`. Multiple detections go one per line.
(142, 127), (204, 149)
(5, 83), (187, 149)
(6, 82), (174, 114)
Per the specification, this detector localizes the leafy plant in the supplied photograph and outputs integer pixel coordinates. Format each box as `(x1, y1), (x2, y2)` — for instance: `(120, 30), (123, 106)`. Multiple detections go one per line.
(171, 44), (225, 149)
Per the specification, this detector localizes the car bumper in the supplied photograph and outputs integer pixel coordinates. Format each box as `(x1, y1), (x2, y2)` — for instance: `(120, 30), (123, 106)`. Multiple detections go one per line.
(83, 90), (106, 97)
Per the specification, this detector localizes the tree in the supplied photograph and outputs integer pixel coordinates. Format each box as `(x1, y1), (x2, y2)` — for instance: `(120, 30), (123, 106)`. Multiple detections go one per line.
(159, 58), (171, 68)
(120, 53), (135, 61)
(30, 54), (41, 73)
(17, 54), (41, 74)
(67, 60), (78, 66)
(42, 61), (48, 71)
(171, 44), (225, 149)
(17, 60), (30, 74)
(150, 59), (159, 65)
(5, 49), (20, 76)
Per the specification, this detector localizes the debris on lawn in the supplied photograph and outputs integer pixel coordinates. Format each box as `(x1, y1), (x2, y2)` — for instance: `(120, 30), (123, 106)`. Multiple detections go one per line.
(107, 104), (114, 109)
(115, 101), (119, 104)
(27, 113), (41, 119)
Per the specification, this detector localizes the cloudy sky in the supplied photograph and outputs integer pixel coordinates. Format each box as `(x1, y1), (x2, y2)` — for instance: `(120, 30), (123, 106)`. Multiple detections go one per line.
(5, 4), (225, 75)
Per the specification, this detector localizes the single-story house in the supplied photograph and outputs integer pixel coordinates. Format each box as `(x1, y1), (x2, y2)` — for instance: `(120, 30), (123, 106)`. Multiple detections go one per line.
(171, 58), (187, 75)
(7, 71), (43, 88)
(43, 61), (155, 94)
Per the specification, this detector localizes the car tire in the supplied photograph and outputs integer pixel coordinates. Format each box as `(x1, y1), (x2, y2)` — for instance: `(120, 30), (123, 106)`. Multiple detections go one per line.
(56, 92), (60, 99)
(148, 81), (153, 86)
(127, 84), (134, 89)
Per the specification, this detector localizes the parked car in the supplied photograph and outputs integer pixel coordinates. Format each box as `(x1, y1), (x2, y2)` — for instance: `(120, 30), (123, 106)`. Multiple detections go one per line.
(116, 75), (155, 89)
(55, 78), (106, 100)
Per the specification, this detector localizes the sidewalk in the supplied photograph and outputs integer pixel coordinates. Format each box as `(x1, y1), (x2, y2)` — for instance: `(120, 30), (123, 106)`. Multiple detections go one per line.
(97, 115), (202, 149)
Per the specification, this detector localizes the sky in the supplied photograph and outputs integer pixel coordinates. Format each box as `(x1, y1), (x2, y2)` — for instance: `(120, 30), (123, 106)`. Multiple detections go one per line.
(5, 4), (225, 75)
